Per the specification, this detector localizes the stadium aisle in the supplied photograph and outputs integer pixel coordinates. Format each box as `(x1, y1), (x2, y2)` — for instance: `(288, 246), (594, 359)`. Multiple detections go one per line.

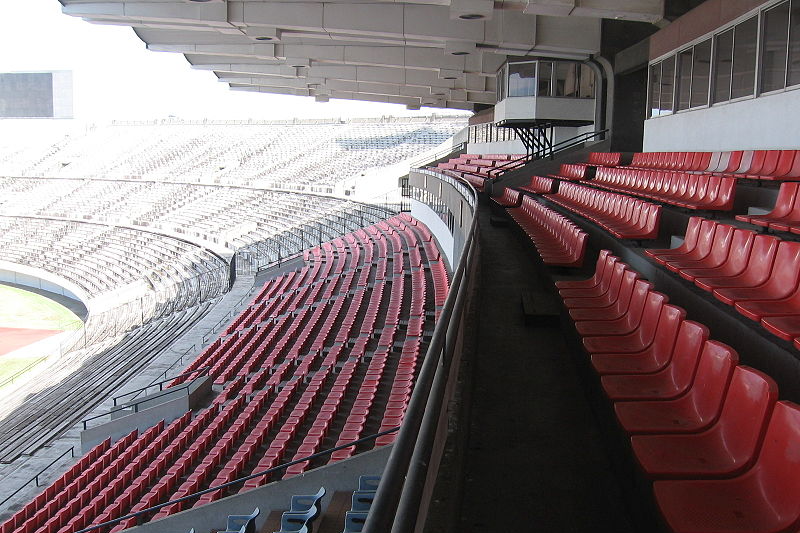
(455, 205), (635, 532)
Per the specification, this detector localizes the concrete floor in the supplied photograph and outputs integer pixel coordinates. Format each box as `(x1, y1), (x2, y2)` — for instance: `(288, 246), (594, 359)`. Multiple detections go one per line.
(447, 203), (636, 533)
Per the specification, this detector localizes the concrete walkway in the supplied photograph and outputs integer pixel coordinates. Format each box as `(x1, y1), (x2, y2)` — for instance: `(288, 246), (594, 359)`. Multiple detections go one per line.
(452, 204), (635, 532)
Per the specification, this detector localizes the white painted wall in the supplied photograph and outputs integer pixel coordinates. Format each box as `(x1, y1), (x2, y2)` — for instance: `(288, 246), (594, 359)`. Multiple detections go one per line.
(644, 89), (800, 151)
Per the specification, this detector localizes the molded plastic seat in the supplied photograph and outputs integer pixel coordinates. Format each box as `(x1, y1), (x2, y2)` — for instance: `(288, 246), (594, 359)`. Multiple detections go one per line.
(613, 341), (738, 434)
(600, 308), (706, 401)
(562, 263), (631, 309)
(591, 319), (708, 376)
(695, 234), (780, 292)
(556, 250), (612, 290)
(761, 315), (800, 341)
(678, 229), (755, 282)
(632, 366), (778, 480)
(736, 182), (799, 225)
(665, 224), (735, 275)
(582, 291), (668, 354)
(651, 219), (718, 266)
(558, 255), (620, 299)
(653, 401), (800, 533)
(573, 276), (649, 335)
(714, 241), (800, 306)
(226, 508), (260, 533)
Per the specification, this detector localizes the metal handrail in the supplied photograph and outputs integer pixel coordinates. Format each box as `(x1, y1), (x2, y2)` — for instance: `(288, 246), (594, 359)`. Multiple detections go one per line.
(112, 366), (211, 406)
(0, 447), (75, 507)
(409, 142), (467, 169)
(364, 172), (480, 533)
(486, 128), (609, 179)
(81, 369), (210, 430)
(66, 426), (401, 533)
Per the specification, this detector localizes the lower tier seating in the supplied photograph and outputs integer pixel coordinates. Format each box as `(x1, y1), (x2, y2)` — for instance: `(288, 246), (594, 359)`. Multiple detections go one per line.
(507, 196), (587, 267)
(559, 252), (800, 533)
(0, 214), (448, 533)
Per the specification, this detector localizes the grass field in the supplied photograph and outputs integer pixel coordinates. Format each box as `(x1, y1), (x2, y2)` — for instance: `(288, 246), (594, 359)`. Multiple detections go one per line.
(0, 284), (83, 385)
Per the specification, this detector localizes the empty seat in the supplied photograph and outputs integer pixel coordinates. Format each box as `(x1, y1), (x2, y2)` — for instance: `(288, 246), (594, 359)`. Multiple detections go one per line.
(518, 176), (554, 194)
(713, 240), (800, 306)
(694, 234), (780, 293)
(591, 319), (708, 376)
(613, 341), (738, 434)
(582, 291), (669, 354)
(654, 401), (800, 533)
(631, 366), (778, 479)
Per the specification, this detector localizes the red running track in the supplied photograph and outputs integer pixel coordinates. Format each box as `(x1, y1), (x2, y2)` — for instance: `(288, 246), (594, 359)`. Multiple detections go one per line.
(0, 327), (63, 356)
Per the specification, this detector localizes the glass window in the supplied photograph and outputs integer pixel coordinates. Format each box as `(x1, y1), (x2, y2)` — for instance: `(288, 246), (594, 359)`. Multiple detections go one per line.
(732, 15), (758, 98)
(508, 62), (536, 97)
(578, 65), (595, 98)
(649, 63), (661, 117)
(713, 28), (734, 103)
(660, 55), (676, 114)
(691, 39), (712, 108)
(789, 2), (800, 86)
(677, 48), (693, 110)
(555, 62), (578, 96)
(761, 1), (790, 92)
(538, 62), (553, 96)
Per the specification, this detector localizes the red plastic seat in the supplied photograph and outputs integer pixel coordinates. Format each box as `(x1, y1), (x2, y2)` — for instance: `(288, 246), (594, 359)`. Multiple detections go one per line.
(613, 340), (738, 434)
(665, 223), (735, 274)
(562, 262), (631, 309)
(714, 241), (800, 306)
(591, 319), (707, 376)
(653, 401), (800, 533)
(695, 234), (780, 292)
(573, 275), (649, 334)
(737, 182), (799, 226)
(600, 308), (705, 401)
(556, 250), (613, 291)
(582, 291), (668, 354)
(631, 366), (778, 480)
(650, 219), (718, 265)
(760, 315), (800, 341)
(678, 229), (755, 282)
(646, 218), (703, 258)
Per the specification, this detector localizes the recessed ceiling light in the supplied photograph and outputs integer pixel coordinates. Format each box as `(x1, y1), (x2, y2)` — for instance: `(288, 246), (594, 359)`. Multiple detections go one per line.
(255, 36), (273, 41)
(459, 13), (484, 20)
(451, 51), (469, 56)
(442, 76), (457, 80)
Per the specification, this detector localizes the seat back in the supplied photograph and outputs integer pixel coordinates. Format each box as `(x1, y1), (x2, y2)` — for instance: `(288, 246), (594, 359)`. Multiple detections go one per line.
(722, 229), (756, 273)
(717, 366), (778, 466)
(751, 401), (800, 523)
(686, 341), (738, 423)
(761, 241), (800, 297)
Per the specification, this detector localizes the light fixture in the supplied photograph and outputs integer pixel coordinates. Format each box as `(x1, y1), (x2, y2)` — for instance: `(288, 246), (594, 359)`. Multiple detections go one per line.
(451, 51), (469, 56)
(255, 36), (273, 41)
(459, 13), (484, 19)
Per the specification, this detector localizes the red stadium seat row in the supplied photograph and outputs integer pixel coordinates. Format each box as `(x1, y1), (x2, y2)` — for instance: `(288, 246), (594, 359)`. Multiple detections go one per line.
(433, 153), (526, 191)
(549, 163), (589, 181)
(507, 196), (587, 267)
(518, 176), (554, 195)
(544, 182), (661, 240)
(593, 167), (736, 211)
(737, 181), (800, 235)
(646, 217), (800, 344)
(490, 188), (522, 208)
(560, 252), (800, 533)
(629, 149), (800, 180)
(1, 215), (448, 532)
(586, 152), (622, 167)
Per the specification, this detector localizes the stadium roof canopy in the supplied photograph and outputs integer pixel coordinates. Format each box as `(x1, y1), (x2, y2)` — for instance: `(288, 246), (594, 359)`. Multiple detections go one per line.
(59, 0), (664, 110)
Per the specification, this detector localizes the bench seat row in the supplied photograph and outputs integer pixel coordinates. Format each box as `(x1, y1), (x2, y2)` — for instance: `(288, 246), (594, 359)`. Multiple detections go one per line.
(629, 150), (800, 181)
(507, 196), (587, 267)
(543, 182), (661, 240)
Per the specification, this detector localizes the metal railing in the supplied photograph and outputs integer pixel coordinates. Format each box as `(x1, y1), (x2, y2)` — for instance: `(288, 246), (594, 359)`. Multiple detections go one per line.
(111, 367), (211, 407)
(81, 371), (209, 431)
(0, 446), (75, 507)
(364, 171), (480, 533)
